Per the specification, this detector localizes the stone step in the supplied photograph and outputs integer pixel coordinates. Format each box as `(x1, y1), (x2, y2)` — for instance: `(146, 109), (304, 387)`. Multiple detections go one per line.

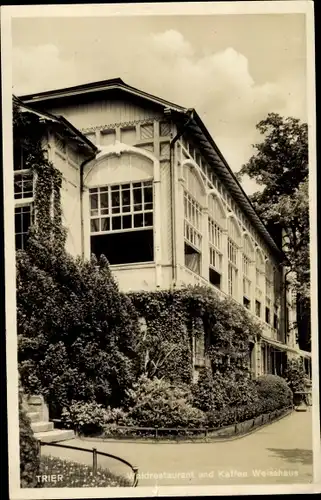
(27, 395), (43, 405)
(35, 429), (75, 443)
(27, 412), (41, 423)
(31, 421), (54, 433)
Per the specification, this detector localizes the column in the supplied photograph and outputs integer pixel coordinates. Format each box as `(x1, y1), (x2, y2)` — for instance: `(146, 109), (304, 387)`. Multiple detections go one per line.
(221, 229), (229, 294)
(153, 156), (162, 288)
(201, 206), (209, 280)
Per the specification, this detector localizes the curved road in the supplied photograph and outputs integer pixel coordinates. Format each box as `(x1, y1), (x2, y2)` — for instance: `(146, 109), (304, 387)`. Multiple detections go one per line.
(41, 410), (313, 486)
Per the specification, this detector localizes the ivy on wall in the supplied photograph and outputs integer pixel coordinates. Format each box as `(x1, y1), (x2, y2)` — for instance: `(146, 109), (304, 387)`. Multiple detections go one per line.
(13, 103), (66, 251)
(130, 285), (262, 384)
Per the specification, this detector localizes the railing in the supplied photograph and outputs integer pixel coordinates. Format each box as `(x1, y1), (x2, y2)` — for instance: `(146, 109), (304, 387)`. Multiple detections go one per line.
(38, 441), (139, 487)
(102, 407), (293, 440)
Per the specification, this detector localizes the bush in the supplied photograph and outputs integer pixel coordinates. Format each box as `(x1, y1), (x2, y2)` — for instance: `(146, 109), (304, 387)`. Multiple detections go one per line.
(39, 456), (131, 487)
(17, 243), (141, 418)
(19, 387), (41, 488)
(192, 366), (259, 413)
(124, 375), (206, 428)
(256, 374), (293, 410)
(61, 401), (107, 436)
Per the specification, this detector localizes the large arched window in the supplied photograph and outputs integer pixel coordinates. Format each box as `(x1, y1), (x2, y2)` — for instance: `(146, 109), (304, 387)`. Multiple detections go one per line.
(208, 195), (225, 288)
(255, 248), (265, 318)
(89, 152), (154, 265)
(227, 216), (241, 299)
(183, 166), (204, 275)
(243, 234), (254, 309)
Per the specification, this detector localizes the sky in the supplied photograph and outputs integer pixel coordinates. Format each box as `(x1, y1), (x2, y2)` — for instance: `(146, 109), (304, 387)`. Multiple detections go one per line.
(11, 13), (308, 194)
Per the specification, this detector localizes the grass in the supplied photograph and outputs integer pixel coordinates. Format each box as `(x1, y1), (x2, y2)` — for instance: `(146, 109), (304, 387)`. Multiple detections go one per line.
(39, 455), (132, 487)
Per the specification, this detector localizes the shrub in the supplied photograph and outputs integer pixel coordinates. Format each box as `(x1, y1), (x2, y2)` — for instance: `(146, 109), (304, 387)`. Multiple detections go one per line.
(61, 401), (107, 436)
(124, 375), (206, 428)
(17, 243), (141, 418)
(192, 366), (259, 413)
(19, 387), (41, 488)
(284, 358), (307, 393)
(256, 374), (293, 410)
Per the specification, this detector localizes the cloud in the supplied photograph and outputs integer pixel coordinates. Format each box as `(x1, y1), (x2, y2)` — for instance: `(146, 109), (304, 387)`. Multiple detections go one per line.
(151, 30), (194, 58)
(12, 30), (307, 195)
(12, 44), (82, 95)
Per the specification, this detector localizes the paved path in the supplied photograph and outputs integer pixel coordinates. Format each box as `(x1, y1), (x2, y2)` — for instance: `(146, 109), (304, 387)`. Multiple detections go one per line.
(41, 410), (313, 486)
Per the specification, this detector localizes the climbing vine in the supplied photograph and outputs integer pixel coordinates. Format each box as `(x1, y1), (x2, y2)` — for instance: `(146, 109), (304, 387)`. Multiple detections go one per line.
(13, 102), (66, 251)
(130, 285), (262, 384)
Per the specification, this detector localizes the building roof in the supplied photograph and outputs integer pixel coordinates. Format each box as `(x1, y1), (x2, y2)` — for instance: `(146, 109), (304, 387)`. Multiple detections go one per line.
(19, 79), (284, 260)
(13, 95), (98, 155)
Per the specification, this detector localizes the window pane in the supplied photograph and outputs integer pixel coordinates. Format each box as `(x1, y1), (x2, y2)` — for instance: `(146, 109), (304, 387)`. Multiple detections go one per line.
(144, 186), (153, 205)
(22, 211), (31, 232)
(144, 212), (153, 227)
(91, 219), (100, 232)
(101, 217), (110, 231)
(133, 188), (142, 211)
(134, 214), (144, 227)
(100, 192), (109, 211)
(122, 189), (131, 211)
(112, 216), (121, 230)
(15, 211), (22, 233)
(90, 193), (98, 210)
(111, 190), (120, 213)
(122, 215), (132, 229)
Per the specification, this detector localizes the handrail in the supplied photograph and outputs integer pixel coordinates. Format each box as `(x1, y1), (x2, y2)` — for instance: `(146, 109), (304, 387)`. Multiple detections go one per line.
(39, 441), (139, 487)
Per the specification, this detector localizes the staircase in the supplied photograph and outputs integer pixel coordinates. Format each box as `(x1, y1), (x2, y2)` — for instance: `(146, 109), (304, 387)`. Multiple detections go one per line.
(24, 395), (74, 443)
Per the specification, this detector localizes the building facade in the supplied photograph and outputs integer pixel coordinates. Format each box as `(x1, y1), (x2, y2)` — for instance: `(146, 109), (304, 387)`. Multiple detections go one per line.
(15, 78), (311, 378)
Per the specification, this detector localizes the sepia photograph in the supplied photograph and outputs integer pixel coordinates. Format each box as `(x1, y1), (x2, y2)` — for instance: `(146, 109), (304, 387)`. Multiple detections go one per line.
(1, 1), (320, 498)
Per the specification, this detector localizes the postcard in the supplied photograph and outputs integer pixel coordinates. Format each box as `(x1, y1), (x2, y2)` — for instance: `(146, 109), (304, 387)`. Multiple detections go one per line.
(1, 1), (320, 498)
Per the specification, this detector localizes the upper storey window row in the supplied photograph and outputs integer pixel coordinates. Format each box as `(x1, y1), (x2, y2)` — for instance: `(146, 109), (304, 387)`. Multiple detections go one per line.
(178, 135), (270, 258)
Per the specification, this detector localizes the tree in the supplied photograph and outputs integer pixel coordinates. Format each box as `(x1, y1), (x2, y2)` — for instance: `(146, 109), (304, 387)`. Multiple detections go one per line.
(237, 113), (310, 351)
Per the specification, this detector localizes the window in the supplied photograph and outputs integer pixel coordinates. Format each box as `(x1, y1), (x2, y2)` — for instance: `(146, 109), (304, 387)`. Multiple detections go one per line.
(184, 191), (202, 275)
(227, 217), (240, 299)
(13, 146), (34, 200)
(265, 306), (270, 324)
(256, 249), (265, 308)
(265, 260), (274, 312)
(15, 205), (33, 250)
(256, 300), (261, 318)
(90, 181), (154, 265)
(208, 195), (224, 288)
(243, 235), (253, 304)
(14, 172), (34, 199)
(273, 306), (279, 330)
(243, 297), (250, 309)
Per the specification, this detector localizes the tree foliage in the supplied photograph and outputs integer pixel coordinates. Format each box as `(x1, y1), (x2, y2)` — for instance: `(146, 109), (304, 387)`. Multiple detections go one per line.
(237, 113), (310, 350)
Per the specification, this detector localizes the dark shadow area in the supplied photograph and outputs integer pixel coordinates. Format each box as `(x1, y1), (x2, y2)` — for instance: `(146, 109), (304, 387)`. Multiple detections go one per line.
(267, 448), (313, 466)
